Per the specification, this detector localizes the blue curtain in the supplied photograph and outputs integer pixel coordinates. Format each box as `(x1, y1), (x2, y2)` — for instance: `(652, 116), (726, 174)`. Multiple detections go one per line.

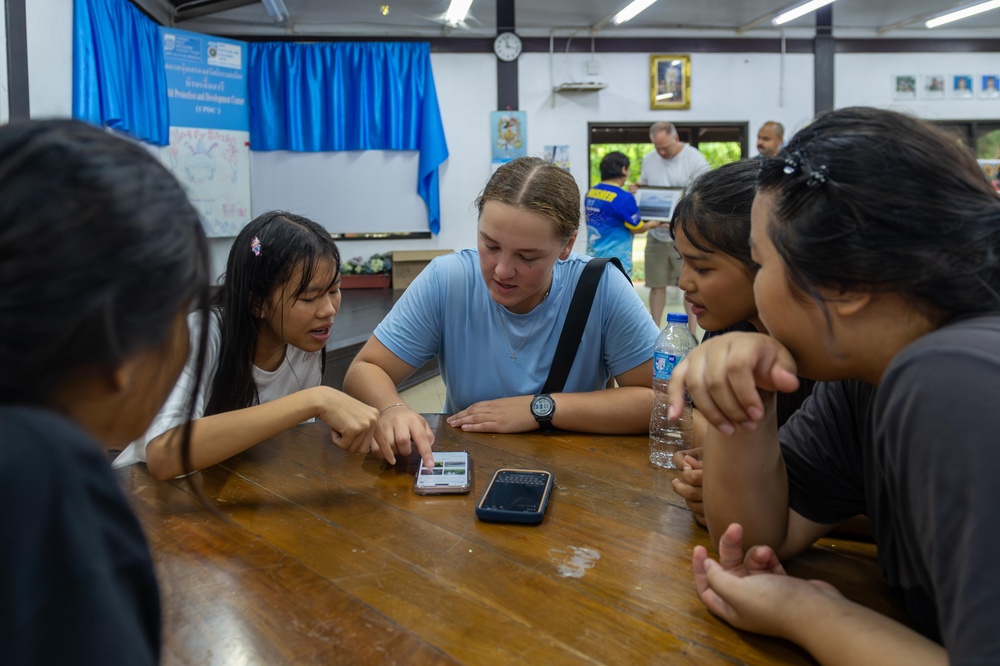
(249, 42), (449, 234)
(73, 0), (169, 145)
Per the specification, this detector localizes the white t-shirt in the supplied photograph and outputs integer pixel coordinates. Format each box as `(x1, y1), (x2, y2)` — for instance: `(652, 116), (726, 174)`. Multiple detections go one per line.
(640, 144), (710, 241)
(111, 310), (321, 468)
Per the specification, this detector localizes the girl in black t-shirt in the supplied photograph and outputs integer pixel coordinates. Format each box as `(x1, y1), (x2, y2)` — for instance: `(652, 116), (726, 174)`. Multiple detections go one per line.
(0, 120), (211, 664)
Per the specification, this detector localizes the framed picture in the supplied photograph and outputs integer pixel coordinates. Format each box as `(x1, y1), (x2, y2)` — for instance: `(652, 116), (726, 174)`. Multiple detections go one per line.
(490, 110), (527, 165)
(892, 74), (917, 100)
(635, 186), (683, 222)
(951, 75), (974, 99)
(981, 75), (1000, 99)
(650, 55), (690, 110)
(922, 74), (946, 99)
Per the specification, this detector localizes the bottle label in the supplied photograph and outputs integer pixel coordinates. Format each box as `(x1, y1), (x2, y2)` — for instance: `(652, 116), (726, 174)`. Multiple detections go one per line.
(653, 351), (684, 381)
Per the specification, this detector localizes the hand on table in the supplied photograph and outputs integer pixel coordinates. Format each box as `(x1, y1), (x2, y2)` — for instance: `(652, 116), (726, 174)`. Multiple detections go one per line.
(671, 447), (705, 526)
(374, 404), (435, 468)
(667, 333), (799, 435)
(447, 396), (535, 433)
(693, 523), (843, 637)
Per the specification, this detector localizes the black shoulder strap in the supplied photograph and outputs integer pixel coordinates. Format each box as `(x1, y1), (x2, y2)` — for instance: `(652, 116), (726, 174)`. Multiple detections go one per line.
(541, 257), (629, 395)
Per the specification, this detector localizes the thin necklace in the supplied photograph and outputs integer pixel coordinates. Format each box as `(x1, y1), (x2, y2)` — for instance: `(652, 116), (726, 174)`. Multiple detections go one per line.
(496, 288), (550, 363)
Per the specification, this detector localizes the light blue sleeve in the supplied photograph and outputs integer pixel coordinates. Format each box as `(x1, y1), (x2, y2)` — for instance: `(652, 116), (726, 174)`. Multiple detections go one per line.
(373, 256), (450, 369)
(599, 266), (660, 376)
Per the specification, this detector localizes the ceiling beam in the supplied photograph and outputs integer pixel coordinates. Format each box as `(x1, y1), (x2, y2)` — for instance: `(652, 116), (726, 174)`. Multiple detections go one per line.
(876, 1), (965, 34)
(175, 0), (259, 22)
(737, 0), (824, 33)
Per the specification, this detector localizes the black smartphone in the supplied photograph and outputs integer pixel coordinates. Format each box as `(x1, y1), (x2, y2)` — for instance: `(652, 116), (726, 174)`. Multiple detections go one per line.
(475, 468), (554, 524)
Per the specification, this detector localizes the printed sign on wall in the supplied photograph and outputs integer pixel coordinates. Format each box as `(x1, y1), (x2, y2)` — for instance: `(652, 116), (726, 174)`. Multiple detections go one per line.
(159, 28), (251, 238)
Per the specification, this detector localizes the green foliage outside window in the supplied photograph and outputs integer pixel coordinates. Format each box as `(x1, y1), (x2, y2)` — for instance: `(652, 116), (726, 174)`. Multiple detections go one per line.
(587, 141), (741, 283)
(588, 142), (741, 187)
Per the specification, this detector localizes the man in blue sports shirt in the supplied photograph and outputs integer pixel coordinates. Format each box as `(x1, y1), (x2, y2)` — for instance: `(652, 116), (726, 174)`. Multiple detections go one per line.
(585, 152), (658, 278)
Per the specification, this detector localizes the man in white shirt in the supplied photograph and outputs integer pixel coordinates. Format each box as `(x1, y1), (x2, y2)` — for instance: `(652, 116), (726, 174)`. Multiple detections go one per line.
(638, 122), (709, 328)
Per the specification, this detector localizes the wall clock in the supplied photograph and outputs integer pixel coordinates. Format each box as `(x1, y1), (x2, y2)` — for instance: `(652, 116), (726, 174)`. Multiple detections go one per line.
(493, 31), (522, 62)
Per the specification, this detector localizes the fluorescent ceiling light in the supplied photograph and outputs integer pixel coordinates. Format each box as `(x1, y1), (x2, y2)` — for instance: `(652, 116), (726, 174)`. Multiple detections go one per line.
(613, 0), (659, 25)
(926, 0), (1000, 28)
(772, 0), (836, 26)
(260, 0), (289, 22)
(445, 0), (474, 26)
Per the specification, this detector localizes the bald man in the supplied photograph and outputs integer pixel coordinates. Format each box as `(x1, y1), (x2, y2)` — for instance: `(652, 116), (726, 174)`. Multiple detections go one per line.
(638, 122), (709, 328)
(756, 121), (784, 158)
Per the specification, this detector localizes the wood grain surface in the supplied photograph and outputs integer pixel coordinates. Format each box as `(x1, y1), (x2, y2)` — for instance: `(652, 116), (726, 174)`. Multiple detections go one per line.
(119, 415), (901, 665)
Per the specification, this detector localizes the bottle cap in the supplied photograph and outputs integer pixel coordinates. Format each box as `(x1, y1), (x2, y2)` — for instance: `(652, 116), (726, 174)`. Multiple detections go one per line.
(666, 312), (689, 323)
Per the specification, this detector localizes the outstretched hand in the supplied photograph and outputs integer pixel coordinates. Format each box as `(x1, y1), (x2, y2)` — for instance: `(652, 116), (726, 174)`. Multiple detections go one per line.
(447, 396), (536, 433)
(667, 333), (800, 435)
(375, 404), (435, 468)
(692, 523), (843, 638)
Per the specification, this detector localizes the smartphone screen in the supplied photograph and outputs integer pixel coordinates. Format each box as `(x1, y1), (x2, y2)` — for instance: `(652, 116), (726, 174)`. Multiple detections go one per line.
(413, 451), (472, 494)
(475, 469), (553, 523)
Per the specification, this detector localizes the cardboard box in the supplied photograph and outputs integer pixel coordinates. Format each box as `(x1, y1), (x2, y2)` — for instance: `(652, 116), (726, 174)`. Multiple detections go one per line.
(391, 250), (453, 290)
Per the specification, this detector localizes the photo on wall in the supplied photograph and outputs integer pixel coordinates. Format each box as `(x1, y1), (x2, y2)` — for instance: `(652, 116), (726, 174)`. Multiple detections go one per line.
(892, 74), (917, 100)
(981, 75), (1000, 99)
(650, 55), (691, 110)
(922, 74), (946, 99)
(951, 75), (974, 99)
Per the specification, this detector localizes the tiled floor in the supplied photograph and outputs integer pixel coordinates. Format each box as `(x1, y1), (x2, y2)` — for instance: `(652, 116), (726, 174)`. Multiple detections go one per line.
(398, 282), (694, 413)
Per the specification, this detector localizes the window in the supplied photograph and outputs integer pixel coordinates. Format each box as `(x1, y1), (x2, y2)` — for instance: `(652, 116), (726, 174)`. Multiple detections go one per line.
(932, 120), (1000, 159)
(588, 122), (748, 186)
(586, 122), (747, 283)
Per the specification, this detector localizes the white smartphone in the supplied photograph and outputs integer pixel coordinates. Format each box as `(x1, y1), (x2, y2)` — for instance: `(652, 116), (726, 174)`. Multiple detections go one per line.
(413, 451), (473, 495)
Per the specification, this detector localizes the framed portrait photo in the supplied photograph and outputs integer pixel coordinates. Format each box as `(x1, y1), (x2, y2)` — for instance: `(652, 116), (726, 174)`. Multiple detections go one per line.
(951, 75), (974, 99)
(650, 55), (690, 110)
(980, 75), (1000, 99)
(635, 186), (683, 222)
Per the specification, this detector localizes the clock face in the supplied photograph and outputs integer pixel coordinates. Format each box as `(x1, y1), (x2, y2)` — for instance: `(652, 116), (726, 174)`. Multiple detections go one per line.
(493, 32), (522, 62)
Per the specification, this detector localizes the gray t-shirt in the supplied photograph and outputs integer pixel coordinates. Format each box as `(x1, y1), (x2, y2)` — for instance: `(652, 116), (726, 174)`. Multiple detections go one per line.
(779, 312), (1000, 662)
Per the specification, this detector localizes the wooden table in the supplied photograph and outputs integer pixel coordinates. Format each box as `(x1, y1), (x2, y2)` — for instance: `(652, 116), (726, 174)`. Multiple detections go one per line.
(120, 416), (903, 665)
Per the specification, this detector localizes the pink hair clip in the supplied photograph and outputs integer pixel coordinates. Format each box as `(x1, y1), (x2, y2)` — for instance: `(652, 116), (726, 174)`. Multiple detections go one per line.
(250, 236), (262, 257)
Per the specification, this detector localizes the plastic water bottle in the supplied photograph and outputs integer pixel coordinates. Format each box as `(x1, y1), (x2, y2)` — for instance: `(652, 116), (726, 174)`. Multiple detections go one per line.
(649, 313), (697, 469)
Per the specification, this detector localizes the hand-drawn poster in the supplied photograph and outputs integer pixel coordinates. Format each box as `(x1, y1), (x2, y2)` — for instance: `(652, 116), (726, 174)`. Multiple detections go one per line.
(160, 128), (251, 237)
(159, 27), (251, 238)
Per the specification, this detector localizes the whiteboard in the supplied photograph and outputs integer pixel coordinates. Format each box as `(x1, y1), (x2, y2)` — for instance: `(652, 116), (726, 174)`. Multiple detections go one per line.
(250, 150), (431, 236)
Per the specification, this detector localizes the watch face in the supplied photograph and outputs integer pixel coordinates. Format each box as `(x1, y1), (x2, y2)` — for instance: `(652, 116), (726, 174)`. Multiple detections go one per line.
(531, 395), (555, 418)
(493, 32), (522, 62)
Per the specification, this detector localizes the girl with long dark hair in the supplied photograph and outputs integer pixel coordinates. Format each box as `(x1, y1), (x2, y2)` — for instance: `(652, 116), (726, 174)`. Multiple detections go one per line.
(114, 212), (383, 479)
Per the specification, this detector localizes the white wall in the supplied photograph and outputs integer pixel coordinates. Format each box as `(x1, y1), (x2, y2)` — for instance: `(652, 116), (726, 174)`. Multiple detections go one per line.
(16, 17), (1000, 273)
(836, 52), (1000, 120)
(26, 0), (73, 118)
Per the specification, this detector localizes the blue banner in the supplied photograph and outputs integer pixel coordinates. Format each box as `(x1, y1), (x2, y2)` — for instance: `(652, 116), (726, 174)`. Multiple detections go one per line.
(161, 28), (249, 132)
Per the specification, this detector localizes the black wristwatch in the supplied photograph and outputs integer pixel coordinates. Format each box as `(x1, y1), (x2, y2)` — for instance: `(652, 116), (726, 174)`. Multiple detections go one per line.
(530, 394), (556, 432)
